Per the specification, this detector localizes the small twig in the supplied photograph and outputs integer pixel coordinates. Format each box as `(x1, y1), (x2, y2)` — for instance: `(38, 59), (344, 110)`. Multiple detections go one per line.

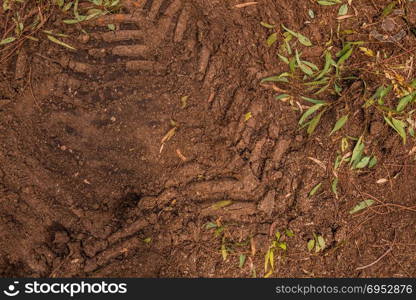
(362, 192), (416, 213)
(388, 251), (412, 277)
(356, 230), (396, 271)
(235, 2), (258, 9)
(28, 65), (41, 110)
(347, 214), (376, 239)
(382, 164), (394, 195)
(356, 247), (392, 270)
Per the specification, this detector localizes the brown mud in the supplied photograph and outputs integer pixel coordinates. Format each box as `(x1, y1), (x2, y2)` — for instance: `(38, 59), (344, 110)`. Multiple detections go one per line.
(0, 0), (415, 277)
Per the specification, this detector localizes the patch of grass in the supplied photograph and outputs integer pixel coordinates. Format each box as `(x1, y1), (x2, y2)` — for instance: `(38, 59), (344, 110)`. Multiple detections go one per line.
(205, 221), (251, 268)
(260, 0), (416, 215)
(307, 233), (326, 253)
(260, 0), (416, 142)
(0, 0), (122, 61)
(263, 229), (294, 277)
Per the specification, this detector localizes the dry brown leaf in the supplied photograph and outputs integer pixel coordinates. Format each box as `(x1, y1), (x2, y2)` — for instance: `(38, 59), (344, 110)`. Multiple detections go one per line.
(336, 15), (355, 20)
(235, 2), (258, 8)
(250, 237), (256, 256)
(176, 149), (187, 161)
(161, 127), (176, 144)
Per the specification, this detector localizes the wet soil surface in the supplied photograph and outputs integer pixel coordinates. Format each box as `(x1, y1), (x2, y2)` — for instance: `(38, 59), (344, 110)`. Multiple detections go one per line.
(0, 0), (415, 277)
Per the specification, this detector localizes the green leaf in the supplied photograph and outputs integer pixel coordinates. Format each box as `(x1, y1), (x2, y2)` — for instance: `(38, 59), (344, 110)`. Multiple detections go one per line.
(309, 182), (322, 197)
(0, 36), (16, 45)
(334, 82), (342, 95)
(294, 54), (316, 77)
(336, 43), (352, 57)
(307, 239), (315, 252)
(43, 30), (69, 38)
(331, 177), (338, 196)
(396, 92), (416, 112)
(285, 229), (295, 237)
(314, 83), (331, 95)
(355, 156), (371, 169)
(308, 9), (315, 19)
(349, 199), (375, 214)
(295, 49), (302, 66)
(337, 47), (353, 66)
(391, 118), (407, 144)
(261, 73), (290, 83)
(85, 9), (105, 21)
(350, 136), (364, 167)
(285, 40), (292, 55)
(260, 22), (275, 29)
(338, 4), (348, 16)
(301, 97), (327, 104)
(266, 33), (278, 47)
(307, 110), (324, 135)
(214, 226), (224, 237)
(297, 35), (312, 47)
(275, 231), (281, 241)
(264, 249), (270, 272)
(409, 127), (415, 137)
(368, 156), (377, 168)
(304, 78), (329, 86)
(282, 25), (312, 46)
(299, 103), (325, 125)
(211, 200), (233, 209)
(378, 86), (392, 104)
(299, 62), (314, 76)
(330, 115), (348, 136)
(269, 249), (274, 270)
(277, 242), (287, 251)
(289, 56), (296, 73)
(371, 85), (392, 102)
(317, 235), (325, 250)
(239, 254), (246, 268)
(317, 0), (342, 5)
(63, 15), (87, 24)
(382, 1), (398, 17)
(334, 155), (342, 170)
(221, 243), (228, 260)
(46, 35), (76, 50)
(62, 1), (73, 11)
(278, 54), (289, 64)
(110, 0), (120, 7)
(108, 23), (116, 31)
(275, 94), (290, 101)
(73, 0), (80, 19)
(316, 51), (333, 80)
(385, 117), (407, 144)
(341, 137), (349, 152)
(302, 60), (319, 71)
(205, 222), (217, 229)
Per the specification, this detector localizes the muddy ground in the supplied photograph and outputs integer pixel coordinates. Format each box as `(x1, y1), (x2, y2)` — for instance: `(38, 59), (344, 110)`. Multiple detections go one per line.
(0, 0), (415, 278)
